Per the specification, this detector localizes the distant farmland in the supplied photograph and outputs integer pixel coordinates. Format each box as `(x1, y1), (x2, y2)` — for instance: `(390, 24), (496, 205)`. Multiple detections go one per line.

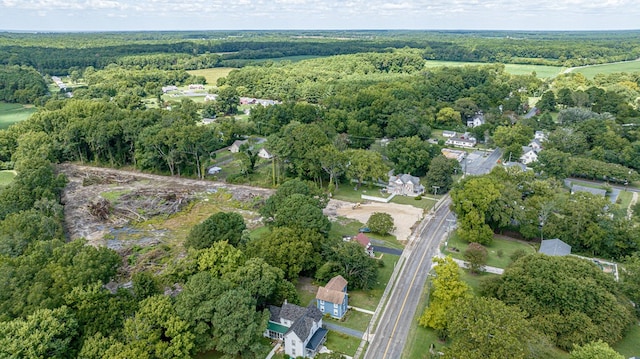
(0, 103), (36, 129)
(187, 68), (235, 85)
(423, 60), (564, 78)
(573, 59), (640, 78)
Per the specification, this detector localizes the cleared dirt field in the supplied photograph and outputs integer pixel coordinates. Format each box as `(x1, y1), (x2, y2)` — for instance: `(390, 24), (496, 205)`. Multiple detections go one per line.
(58, 164), (273, 249)
(330, 200), (423, 242)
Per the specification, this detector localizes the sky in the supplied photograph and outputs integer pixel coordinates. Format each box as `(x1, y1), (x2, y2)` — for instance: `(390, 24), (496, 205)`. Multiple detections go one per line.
(1, 0), (639, 32)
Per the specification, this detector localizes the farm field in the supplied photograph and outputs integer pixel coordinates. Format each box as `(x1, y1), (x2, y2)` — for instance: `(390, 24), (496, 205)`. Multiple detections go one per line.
(573, 59), (640, 78)
(0, 102), (36, 129)
(187, 67), (235, 85)
(423, 60), (564, 78)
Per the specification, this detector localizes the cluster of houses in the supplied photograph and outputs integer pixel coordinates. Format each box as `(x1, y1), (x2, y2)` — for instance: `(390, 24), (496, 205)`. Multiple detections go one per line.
(264, 275), (349, 358)
(519, 130), (546, 165)
(239, 97), (281, 106)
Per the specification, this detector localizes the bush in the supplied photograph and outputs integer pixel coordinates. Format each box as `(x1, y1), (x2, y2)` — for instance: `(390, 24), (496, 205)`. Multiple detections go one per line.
(497, 249), (504, 258)
(415, 194), (422, 200)
(510, 248), (529, 263)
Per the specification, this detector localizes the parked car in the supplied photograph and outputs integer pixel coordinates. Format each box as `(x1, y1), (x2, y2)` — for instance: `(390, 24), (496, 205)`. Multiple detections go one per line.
(359, 227), (371, 233)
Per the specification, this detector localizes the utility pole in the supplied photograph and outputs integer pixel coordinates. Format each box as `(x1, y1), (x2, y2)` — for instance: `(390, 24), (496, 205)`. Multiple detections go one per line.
(432, 185), (440, 196)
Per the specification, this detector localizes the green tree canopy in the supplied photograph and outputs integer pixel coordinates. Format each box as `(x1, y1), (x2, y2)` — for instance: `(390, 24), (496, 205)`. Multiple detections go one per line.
(481, 254), (635, 350)
(185, 212), (247, 249)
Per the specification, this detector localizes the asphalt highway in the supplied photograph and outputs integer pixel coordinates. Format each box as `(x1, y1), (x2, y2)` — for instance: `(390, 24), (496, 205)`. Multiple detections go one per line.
(363, 196), (453, 359)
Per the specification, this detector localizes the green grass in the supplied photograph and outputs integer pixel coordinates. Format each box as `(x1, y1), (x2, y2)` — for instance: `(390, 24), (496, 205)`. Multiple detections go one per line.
(332, 184), (388, 203)
(459, 270), (499, 295)
(100, 189), (132, 203)
(423, 60), (564, 78)
(404, 268), (447, 359)
(0, 170), (17, 187)
(574, 60), (640, 79)
(614, 322), (640, 357)
(617, 190), (633, 210)
(348, 254), (400, 311)
(329, 217), (403, 249)
(187, 68), (235, 85)
(0, 102), (36, 129)
(390, 194), (437, 210)
(326, 309), (372, 333)
(295, 277), (318, 307)
(324, 331), (361, 357)
(442, 233), (537, 269)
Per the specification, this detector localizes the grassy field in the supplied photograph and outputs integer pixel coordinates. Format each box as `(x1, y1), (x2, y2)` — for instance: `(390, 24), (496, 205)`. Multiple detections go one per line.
(329, 217), (403, 249)
(442, 233), (538, 269)
(617, 190), (633, 210)
(0, 102), (36, 129)
(0, 170), (17, 187)
(574, 60), (640, 78)
(614, 323), (640, 357)
(348, 253), (400, 311)
(326, 309), (372, 333)
(187, 68), (235, 85)
(332, 184), (389, 203)
(423, 60), (564, 78)
(325, 331), (361, 357)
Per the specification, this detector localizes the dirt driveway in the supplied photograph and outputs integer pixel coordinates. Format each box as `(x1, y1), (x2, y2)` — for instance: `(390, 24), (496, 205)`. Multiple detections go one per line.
(333, 200), (423, 241)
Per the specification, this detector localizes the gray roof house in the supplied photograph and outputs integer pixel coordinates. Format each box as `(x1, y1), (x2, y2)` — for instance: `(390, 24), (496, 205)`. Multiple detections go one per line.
(539, 238), (571, 256)
(388, 173), (425, 196)
(264, 301), (327, 358)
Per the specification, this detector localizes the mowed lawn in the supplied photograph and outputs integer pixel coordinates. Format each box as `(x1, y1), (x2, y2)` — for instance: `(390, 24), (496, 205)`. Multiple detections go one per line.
(574, 59), (640, 78)
(187, 68), (235, 85)
(0, 102), (36, 129)
(442, 233), (538, 269)
(423, 60), (564, 78)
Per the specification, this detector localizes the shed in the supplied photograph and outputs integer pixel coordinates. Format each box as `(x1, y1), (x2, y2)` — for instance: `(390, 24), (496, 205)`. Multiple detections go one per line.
(539, 238), (571, 256)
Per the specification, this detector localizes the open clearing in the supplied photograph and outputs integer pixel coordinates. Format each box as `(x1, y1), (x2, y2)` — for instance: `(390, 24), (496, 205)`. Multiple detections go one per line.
(0, 102), (36, 129)
(424, 60), (564, 78)
(0, 170), (17, 187)
(58, 164), (273, 251)
(187, 67), (235, 85)
(328, 200), (423, 242)
(573, 59), (640, 78)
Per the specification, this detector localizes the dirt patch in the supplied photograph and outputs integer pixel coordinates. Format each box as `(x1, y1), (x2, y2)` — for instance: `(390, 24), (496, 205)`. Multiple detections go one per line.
(333, 200), (423, 241)
(58, 164), (273, 250)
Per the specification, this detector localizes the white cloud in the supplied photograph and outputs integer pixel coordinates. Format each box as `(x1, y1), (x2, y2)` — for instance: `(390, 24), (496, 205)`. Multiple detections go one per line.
(1, 0), (639, 30)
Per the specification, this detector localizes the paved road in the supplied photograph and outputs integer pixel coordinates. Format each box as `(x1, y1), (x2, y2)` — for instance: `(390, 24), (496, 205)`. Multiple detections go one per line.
(465, 148), (502, 176)
(372, 245), (403, 256)
(364, 197), (453, 359)
(324, 322), (364, 338)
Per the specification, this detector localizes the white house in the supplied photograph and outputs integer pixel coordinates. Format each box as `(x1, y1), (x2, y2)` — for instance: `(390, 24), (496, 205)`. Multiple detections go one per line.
(229, 139), (248, 153)
(388, 173), (425, 196)
(534, 131), (547, 141)
(528, 138), (543, 152)
(258, 148), (273, 159)
(466, 112), (485, 128)
(265, 302), (327, 358)
(520, 146), (539, 165)
(446, 136), (477, 148)
(442, 130), (457, 138)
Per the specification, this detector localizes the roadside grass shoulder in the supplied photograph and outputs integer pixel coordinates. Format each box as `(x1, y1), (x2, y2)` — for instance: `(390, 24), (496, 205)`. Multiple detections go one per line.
(326, 309), (372, 333)
(348, 253), (399, 311)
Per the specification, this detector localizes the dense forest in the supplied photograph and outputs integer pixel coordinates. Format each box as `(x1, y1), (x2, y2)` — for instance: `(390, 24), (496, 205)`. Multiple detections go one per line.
(2, 30), (640, 74)
(1, 30), (640, 358)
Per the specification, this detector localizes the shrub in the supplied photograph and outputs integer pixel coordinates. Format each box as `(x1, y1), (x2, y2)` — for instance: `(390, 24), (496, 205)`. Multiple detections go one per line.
(367, 212), (395, 235)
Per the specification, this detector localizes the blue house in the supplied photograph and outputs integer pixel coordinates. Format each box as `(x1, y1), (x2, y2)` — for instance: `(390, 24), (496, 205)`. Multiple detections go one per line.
(315, 275), (348, 319)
